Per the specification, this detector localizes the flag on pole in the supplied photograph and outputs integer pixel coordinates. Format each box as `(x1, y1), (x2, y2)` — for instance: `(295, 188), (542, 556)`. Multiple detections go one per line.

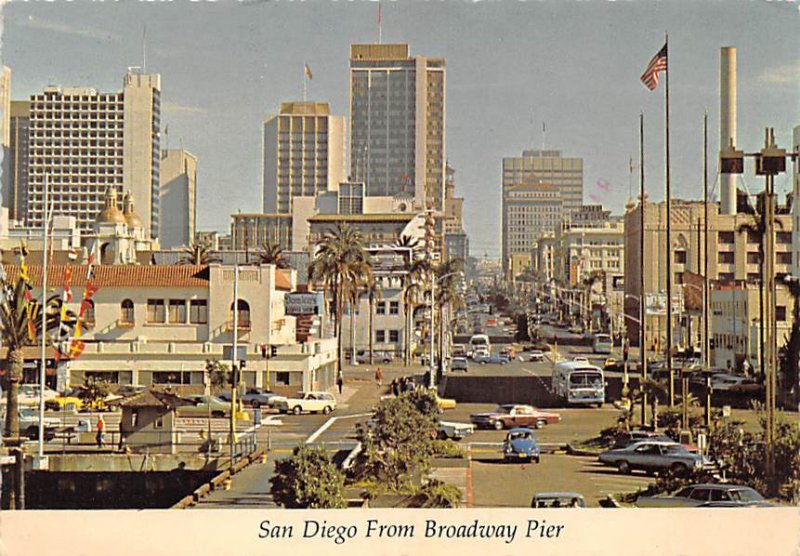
(304, 63), (313, 80)
(641, 43), (668, 90)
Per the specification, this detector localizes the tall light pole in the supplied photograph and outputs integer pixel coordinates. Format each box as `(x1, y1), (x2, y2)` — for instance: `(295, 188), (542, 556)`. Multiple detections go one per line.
(38, 174), (50, 459)
(229, 262), (240, 464)
(429, 270), (463, 389)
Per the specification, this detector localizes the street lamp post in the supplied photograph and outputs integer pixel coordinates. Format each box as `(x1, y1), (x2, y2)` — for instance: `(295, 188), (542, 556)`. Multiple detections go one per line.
(429, 270), (463, 389)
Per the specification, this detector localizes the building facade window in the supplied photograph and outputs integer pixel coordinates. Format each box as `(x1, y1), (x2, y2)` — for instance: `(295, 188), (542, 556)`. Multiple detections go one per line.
(389, 330), (400, 343)
(776, 306), (787, 321)
(120, 299), (134, 324)
(389, 301), (399, 315)
(169, 300), (186, 324)
(146, 299), (165, 323)
(190, 300), (208, 324)
(376, 302), (386, 315)
(231, 299), (251, 328)
(376, 330), (386, 343)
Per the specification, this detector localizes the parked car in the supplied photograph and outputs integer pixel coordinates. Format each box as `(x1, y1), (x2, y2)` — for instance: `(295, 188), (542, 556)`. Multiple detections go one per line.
(472, 347), (490, 359)
(45, 393), (83, 412)
(18, 408), (61, 440)
(528, 350), (545, 362)
(218, 388), (285, 408)
(598, 440), (714, 476)
(611, 430), (696, 452)
(451, 357), (469, 372)
(16, 384), (58, 407)
(503, 428), (540, 463)
(434, 394), (457, 411)
(531, 492), (586, 508)
(568, 326), (583, 335)
(710, 373), (762, 393)
(179, 395), (231, 418)
(274, 392), (337, 415)
(470, 404), (561, 430)
(573, 356), (590, 364)
(636, 484), (772, 508)
(438, 420), (475, 440)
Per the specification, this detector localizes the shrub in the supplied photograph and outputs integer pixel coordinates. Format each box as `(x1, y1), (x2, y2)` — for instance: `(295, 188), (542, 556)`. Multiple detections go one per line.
(269, 445), (347, 509)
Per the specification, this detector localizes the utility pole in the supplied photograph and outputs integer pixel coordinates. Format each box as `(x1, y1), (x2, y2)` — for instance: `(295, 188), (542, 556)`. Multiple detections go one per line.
(229, 263), (240, 465)
(639, 113), (648, 426)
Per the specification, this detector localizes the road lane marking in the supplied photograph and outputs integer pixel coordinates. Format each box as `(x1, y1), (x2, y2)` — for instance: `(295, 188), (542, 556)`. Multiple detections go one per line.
(305, 417), (337, 444)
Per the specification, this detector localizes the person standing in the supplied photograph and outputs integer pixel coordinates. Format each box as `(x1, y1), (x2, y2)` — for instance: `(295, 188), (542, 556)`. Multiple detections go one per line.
(96, 415), (105, 448)
(336, 372), (344, 394)
(375, 367), (384, 387)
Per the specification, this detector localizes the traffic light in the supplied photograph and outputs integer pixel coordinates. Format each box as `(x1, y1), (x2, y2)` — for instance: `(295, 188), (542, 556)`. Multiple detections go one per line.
(720, 145), (744, 174)
(756, 146), (787, 175)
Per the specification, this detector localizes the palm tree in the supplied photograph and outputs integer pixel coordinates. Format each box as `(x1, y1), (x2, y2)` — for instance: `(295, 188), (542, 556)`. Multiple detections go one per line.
(180, 238), (220, 265)
(361, 272), (382, 365)
(258, 241), (288, 269)
(401, 257), (430, 366)
(0, 276), (68, 438)
(308, 224), (369, 372)
(395, 234), (419, 250)
(435, 259), (465, 370)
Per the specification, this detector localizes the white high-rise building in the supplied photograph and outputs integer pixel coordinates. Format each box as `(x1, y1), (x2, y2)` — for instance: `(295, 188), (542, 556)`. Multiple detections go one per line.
(25, 68), (161, 238)
(349, 43), (446, 211)
(159, 149), (197, 249)
(262, 102), (345, 214)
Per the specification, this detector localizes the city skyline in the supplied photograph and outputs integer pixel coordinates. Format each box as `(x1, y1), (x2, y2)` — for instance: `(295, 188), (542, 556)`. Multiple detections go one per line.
(2, 1), (798, 257)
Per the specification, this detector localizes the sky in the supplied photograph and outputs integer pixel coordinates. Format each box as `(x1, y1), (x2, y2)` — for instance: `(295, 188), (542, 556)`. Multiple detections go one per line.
(2, 0), (799, 259)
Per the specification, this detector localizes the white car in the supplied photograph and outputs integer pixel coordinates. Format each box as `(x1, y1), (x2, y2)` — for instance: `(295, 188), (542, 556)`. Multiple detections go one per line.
(573, 356), (590, 364)
(17, 384), (59, 406)
(438, 421), (475, 440)
(529, 350), (545, 362)
(472, 348), (490, 359)
(275, 392), (337, 415)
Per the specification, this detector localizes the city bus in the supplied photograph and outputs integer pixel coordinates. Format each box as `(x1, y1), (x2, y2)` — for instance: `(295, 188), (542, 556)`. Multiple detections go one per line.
(552, 361), (605, 407)
(592, 333), (613, 354)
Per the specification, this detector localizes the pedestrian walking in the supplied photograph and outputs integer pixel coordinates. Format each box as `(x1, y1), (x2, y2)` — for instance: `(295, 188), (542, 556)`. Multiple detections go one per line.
(95, 415), (105, 449)
(375, 367), (384, 387)
(336, 372), (344, 394)
(391, 379), (399, 397)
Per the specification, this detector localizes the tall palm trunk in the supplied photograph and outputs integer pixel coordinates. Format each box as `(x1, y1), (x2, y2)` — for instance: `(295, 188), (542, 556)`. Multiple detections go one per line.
(369, 296), (375, 366)
(349, 301), (357, 365)
(4, 348), (24, 438)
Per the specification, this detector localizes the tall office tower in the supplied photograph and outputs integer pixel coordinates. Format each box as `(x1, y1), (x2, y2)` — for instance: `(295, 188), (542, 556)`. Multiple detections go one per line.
(8, 101), (30, 222)
(719, 47), (737, 216)
(262, 102), (346, 214)
(349, 44), (446, 211)
(1, 67), (11, 215)
(501, 149), (583, 271)
(159, 149), (197, 249)
(25, 68), (161, 237)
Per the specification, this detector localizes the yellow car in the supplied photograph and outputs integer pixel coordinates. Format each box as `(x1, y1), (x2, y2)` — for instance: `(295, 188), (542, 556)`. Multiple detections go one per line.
(435, 395), (457, 411)
(45, 395), (83, 412)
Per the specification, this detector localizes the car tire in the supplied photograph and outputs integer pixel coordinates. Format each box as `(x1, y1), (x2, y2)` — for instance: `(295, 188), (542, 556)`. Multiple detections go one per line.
(211, 410), (225, 418)
(251, 400), (261, 409)
(481, 361), (487, 365)
(437, 430), (448, 440)
(534, 456), (541, 464)
(292, 406), (302, 415)
(493, 420), (504, 431)
(617, 461), (631, 474)
(535, 420), (547, 429)
(670, 463), (688, 476)
(322, 406), (332, 415)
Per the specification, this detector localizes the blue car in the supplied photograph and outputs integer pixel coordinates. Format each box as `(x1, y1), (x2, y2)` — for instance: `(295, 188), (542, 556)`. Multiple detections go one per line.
(474, 354), (509, 365)
(503, 427), (541, 463)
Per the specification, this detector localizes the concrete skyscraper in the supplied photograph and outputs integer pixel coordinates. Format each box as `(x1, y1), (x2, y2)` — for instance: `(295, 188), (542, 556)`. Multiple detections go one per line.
(159, 149), (197, 249)
(501, 149), (583, 271)
(0, 67), (11, 221)
(349, 43), (446, 211)
(8, 101), (30, 222)
(262, 102), (345, 214)
(25, 68), (161, 237)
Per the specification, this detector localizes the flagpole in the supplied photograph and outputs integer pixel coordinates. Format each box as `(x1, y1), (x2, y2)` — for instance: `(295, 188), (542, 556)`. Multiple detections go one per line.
(378, 3), (382, 44)
(303, 63), (307, 103)
(664, 34), (674, 408)
(640, 112), (648, 426)
(38, 173), (49, 459)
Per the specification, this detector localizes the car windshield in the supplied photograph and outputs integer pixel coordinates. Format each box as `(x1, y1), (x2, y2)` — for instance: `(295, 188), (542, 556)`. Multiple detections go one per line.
(570, 373), (602, 387)
(662, 444), (688, 454)
(509, 431), (532, 441)
(495, 406), (513, 414)
(729, 488), (763, 502)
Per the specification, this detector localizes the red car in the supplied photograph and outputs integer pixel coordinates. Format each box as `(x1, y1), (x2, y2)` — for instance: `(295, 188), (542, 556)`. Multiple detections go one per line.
(470, 404), (561, 430)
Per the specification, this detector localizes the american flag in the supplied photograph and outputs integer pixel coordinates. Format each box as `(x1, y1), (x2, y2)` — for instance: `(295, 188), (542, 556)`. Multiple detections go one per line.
(641, 43), (668, 91)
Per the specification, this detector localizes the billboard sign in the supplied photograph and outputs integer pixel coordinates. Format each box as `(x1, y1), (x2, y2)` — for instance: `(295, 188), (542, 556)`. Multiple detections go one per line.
(285, 292), (323, 316)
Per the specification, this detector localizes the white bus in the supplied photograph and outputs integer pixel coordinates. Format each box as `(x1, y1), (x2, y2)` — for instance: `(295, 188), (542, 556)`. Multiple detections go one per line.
(552, 361), (605, 407)
(469, 334), (491, 357)
(592, 333), (613, 354)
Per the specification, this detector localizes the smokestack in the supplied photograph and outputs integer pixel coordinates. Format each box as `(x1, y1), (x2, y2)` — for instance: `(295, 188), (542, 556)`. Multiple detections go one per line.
(720, 47), (737, 215)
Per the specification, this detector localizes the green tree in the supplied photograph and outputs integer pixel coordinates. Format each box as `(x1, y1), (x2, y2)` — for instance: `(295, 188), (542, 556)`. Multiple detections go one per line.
(355, 391), (439, 489)
(308, 224), (370, 372)
(409, 479), (462, 508)
(78, 376), (111, 411)
(401, 257), (430, 366)
(205, 359), (231, 388)
(436, 258), (465, 372)
(179, 238), (220, 265)
(258, 241), (288, 269)
(0, 276), (67, 437)
(269, 445), (347, 509)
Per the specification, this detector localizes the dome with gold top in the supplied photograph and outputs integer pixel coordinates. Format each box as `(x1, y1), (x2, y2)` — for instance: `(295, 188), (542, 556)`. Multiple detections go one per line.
(96, 187), (126, 225)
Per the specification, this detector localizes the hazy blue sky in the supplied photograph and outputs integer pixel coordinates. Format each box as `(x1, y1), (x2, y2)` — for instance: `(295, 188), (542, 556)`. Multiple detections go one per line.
(2, 1), (798, 257)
